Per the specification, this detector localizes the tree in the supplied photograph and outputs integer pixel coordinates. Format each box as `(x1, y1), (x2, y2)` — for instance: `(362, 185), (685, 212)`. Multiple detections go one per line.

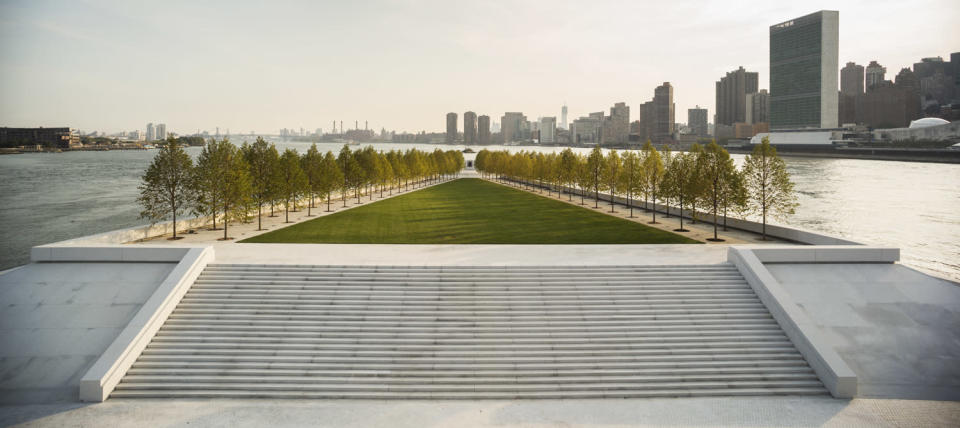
(559, 148), (577, 201)
(337, 145), (354, 207)
(586, 147), (605, 208)
(319, 151), (343, 212)
(278, 148), (307, 223)
(192, 138), (229, 230)
(720, 164), (748, 231)
(137, 138), (194, 239)
(576, 154), (590, 205)
(621, 151), (643, 218)
(240, 137), (278, 230)
(663, 149), (701, 232)
(701, 141), (735, 241)
(218, 143), (251, 240)
(602, 150), (621, 213)
(301, 144), (323, 216)
(742, 137), (798, 240)
(642, 146), (665, 224)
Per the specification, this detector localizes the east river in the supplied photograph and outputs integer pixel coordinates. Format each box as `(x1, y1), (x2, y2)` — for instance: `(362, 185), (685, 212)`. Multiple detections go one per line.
(1, 139), (958, 282)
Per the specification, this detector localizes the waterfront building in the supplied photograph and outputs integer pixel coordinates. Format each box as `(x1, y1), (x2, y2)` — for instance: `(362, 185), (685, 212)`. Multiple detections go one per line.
(653, 82), (675, 141)
(687, 106), (708, 137)
(156, 123), (167, 141)
(146, 123), (155, 142)
(637, 101), (655, 142)
(570, 112), (603, 145)
(746, 90), (770, 125)
(445, 112), (457, 144)
(841, 62), (865, 95)
(865, 61), (886, 91)
(501, 112), (527, 143)
(715, 67), (759, 127)
(539, 117), (557, 143)
(463, 111), (477, 145)
(0, 127), (80, 149)
(561, 104), (568, 130)
(601, 102), (630, 145)
(477, 115), (491, 145)
(769, 10), (839, 130)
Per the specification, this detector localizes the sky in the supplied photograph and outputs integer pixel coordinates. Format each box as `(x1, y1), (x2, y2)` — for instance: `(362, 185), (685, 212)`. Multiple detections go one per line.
(1, 0), (958, 135)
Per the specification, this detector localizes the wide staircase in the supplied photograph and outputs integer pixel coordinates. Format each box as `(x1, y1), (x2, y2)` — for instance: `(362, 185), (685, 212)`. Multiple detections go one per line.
(112, 264), (827, 399)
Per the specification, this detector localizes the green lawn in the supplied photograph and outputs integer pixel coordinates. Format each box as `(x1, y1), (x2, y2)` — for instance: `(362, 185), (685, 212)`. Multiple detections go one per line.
(241, 178), (699, 244)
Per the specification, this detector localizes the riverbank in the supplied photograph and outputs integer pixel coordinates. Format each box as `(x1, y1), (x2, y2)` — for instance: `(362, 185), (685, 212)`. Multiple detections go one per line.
(727, 146), (960, 163)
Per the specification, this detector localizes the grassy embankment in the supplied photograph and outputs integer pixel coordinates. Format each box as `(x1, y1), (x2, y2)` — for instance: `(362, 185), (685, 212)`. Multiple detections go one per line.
(241, 178), (699, 244)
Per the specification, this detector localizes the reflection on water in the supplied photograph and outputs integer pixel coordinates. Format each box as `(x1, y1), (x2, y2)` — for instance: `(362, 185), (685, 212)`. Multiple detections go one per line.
(1, 140), (958, 282)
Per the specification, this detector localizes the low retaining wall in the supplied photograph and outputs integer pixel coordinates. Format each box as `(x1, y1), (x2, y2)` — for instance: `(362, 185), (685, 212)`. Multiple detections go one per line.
(78, 246), (214, 402)
(726, 245), (899, 398)
(501, 178), (860, 245)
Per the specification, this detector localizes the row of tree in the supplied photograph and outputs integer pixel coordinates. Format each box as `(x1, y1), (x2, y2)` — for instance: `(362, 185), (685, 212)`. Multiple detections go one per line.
(474, 138), (797, 240)
(138, 137), (465, 239)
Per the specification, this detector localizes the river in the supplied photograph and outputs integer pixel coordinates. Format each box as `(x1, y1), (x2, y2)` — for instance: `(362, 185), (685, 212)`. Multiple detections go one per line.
(1, 139), (957, 282)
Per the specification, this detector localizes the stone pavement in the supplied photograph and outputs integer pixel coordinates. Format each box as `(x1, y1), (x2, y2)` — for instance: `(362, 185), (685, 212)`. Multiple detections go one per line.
(2, 396), (958, 427)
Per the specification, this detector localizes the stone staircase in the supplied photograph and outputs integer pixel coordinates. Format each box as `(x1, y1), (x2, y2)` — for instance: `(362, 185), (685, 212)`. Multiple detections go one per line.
(111, 264), (827, 399)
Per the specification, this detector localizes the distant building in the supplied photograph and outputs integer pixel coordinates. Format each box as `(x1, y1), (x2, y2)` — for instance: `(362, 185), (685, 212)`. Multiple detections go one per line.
(653, 82), (675, 141)
(715, 66), (759, 127)
(0, 127), (80, 149)
(769, 10), (839, 129)
(477, 115), (491, 145)
(463, 111), (477, 145)
(841, 62), (865, 95)
(445, 112), (457, 144)
(156, 123), (167, 141)
(500, 112), (527, 143)
(146, 123), (155, 141)
(571, 112), (603, 145)
(745, 90), (770, 125)
(561, 104), (568, 130)
(539, 117), (557, 143)
(687, 106), (708, 137)
(865, 61), (886, 91)
(602, 102), (630, 144)
(637, 101), (655, 142)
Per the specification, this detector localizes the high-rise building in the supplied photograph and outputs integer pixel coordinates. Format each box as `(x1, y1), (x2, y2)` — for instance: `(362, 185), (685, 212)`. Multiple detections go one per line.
(561, 104), (568, 130)
(715, 67), (759, 126)
(463, 111), (477, 145)
(571, 113), (603, 145)
(865, 61), (886, 91)
(602, 102), (630, 144)
(445, 112), (457, 144)
(769, 10), (839, 129)
(145, 123), (155, 141)
(478, 115), (491, 145)
(653, 82), (675, 140)
(687, 106), (708, 137)
(501, 112), (527, 143)
(539, 117), (557, 143)
(745, 90), (770, 125)
(841, 62), (865, 95)
(638, 101), (655, 142)
(156, 123), (167, 140)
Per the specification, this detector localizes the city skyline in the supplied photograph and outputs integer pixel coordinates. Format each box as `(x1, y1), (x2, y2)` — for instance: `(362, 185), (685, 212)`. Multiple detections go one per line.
(1, 1), (957, 134)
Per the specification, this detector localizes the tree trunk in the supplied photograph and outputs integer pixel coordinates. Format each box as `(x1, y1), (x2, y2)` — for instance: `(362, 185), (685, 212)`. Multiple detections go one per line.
(223, 204), (229, 240)
(257, 203), (262, 231)
(285, 200), (290, 223)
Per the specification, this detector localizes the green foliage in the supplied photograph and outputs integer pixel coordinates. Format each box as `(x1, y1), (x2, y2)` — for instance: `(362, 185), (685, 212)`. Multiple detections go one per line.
(240, 137), (279, 230)
(278, 148), (308, 222)
(137, 138), (194, 238)
(743, 137), (798, 239)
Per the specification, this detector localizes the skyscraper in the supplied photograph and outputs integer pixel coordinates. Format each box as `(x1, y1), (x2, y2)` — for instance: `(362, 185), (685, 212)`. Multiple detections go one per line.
(687, 106), (708, 137)
(769, 10), (839, 129)
(745, 90), (770, 124)
(715, 67), (759, 126)
(561, 104), (568, 130)
(156, 123), (167, 140)
(602, 102), (629, 144)
(445, 112), (457, 144)
(653, 82), (675, 140)
(539, 117), (556, 143)
(463, 111), (477, 145)
(477, 115), (491, 145)
(840, 62), (864, 95)
(865, 61), (886, 91)
(145, 123), (155, 141)
(501, 112), (526, 143)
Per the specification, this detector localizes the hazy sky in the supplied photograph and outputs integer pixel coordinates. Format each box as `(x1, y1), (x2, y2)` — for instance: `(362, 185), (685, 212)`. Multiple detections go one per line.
(1, 0), (957, 135)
